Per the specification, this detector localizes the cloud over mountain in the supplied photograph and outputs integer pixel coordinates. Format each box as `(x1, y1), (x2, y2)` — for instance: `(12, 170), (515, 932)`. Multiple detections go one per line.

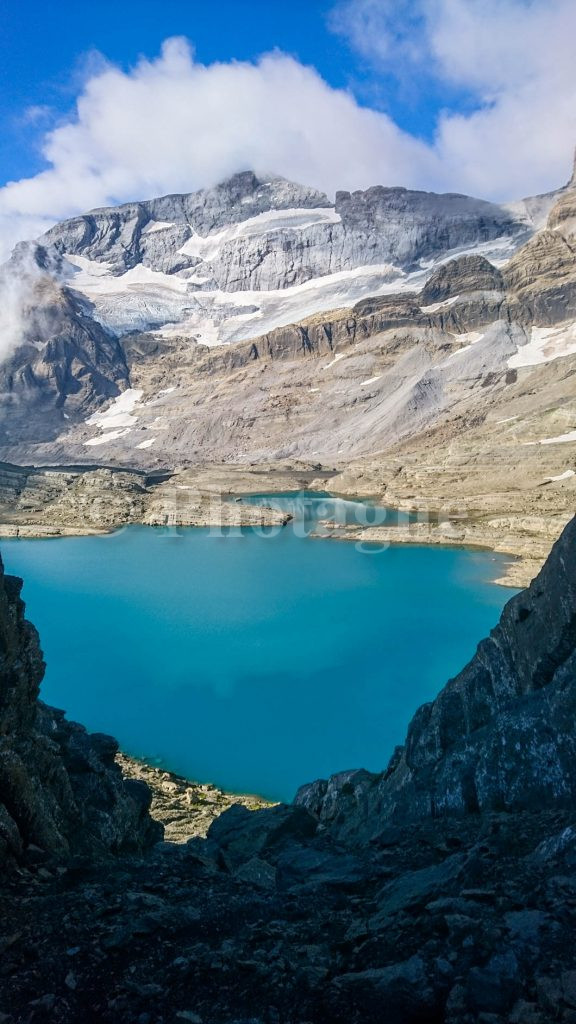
(0, 2), (575, 261)
(332, 0), (576, 196)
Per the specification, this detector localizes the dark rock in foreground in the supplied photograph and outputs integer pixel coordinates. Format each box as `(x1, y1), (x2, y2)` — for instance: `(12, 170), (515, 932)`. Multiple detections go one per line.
(296, 515), (576, 840)
(0, 518), (575, 1022)
(0, 555), (161, 868)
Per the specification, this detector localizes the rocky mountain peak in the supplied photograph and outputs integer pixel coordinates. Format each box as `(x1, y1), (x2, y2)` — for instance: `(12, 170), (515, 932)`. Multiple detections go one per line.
(190, 170), (332, 222)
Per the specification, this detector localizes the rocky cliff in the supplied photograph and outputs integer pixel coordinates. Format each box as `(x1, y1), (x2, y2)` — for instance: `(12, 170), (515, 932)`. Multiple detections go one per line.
(40, 171), (525, 288)
(0, 253), (129, 445)
(296, 515), (576, 840)
(0, 169), (536, 446)
(0, 554), (160, 869)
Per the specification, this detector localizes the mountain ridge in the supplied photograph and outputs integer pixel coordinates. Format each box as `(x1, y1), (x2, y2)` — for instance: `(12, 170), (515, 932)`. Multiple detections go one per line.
(0, 164), (574, 587)
(0, 167), (565, 445)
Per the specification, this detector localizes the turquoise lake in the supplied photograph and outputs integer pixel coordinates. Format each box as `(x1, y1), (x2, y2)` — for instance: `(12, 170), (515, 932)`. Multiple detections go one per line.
(2, 494), (515, 802)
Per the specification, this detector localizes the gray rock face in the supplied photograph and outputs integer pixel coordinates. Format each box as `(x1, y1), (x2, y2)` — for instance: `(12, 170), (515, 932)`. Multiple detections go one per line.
(37, 172), (527, 291)
(0, 554), (161, 868)
(420, 254), (505, 304)
(296, 515), (576, 841)
(41, 172), (334, 279)
(0, 256), (128, 444)
(335, 186), (522, 267)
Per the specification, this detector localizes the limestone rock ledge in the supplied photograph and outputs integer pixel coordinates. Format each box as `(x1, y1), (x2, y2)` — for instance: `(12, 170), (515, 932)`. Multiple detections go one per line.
(0, 556), (161, 868)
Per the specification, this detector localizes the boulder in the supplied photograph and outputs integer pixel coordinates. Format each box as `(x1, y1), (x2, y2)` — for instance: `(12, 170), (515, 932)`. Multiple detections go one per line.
(206, 802), (317, 869)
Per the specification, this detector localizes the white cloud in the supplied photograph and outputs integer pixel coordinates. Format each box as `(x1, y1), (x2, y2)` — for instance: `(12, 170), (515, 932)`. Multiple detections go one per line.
(0, 39), (430, 261)
(1, 14), (575, 262)
(0, 250), (48, 361)
(332, 0), (576, 197)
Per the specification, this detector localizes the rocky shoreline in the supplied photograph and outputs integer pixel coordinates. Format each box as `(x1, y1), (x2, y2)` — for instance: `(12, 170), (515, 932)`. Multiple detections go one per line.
(0, 457), (566, 587)
(0, 462), (297, 539)
(0, 505), (558, 587)
(312, 516), (562, 589)
(117, 754), (273, 843)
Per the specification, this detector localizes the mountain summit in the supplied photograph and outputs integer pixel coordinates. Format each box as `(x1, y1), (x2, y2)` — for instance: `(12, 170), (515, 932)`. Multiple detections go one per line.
(0, 170), (543, 447)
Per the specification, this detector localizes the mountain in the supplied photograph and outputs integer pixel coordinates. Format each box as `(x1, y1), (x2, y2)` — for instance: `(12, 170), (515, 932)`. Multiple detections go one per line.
(0, 170), (536, 446)
(0, 167), (574, 582)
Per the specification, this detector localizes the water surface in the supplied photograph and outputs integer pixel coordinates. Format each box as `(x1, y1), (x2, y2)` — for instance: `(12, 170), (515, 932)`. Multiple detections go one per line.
(3, 513), (514, 801)
(238, 490), (414, 530)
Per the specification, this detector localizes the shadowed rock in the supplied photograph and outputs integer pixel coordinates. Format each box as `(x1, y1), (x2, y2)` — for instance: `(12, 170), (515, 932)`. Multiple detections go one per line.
(296, 515), (576, 841)
(0, 555), (161, 868)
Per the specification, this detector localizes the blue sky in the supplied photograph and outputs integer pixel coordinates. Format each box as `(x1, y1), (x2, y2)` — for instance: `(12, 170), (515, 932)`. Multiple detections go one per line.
(0, 0), (575, 257)
(0, 2), (330, 183)
(0, 0), (447, 185)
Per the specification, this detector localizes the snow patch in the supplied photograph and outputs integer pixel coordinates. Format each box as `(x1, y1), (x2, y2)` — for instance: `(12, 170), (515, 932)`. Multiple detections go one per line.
(84, 428), (132, 447)
(539, 430), (576, 445)
(421, 295), (461, 314)
(359, 375), (382, 386)
(142, 221), (175, 234)
(65, 255), (188, 296)
(178, 207), (341, 261)
(323, 353), (346, 370)
(136, 437), (157, 449)
(508, 322), (576, 369)
(525, 430), (576, 446)
(84, 389), (143, 446)
(441, 331), (485, 364)
(86, 388), (144, 431)
(65, 253), (114, 279)
(545, 469), (575, 481)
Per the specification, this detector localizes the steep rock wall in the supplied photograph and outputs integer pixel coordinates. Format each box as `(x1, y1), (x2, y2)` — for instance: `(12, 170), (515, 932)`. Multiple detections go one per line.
(0, 555), (161, 868)
(296, 515), (576, 841)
